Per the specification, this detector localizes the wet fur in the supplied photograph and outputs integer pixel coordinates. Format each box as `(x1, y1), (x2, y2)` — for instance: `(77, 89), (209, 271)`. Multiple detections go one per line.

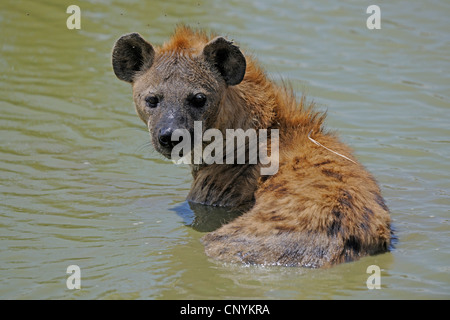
(115, 26), (392, 268)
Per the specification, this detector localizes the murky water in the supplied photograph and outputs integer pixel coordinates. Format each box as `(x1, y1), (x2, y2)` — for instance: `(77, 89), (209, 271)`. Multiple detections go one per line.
(1, 0), (449, 299)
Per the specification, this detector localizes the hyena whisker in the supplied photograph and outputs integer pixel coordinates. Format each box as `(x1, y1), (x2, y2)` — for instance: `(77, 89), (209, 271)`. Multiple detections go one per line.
(135, 141), (155, 154)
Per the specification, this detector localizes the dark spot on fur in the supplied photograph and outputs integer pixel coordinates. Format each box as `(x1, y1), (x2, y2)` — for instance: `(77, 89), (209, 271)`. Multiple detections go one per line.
(328, 208), (342, 236)
(311, 183), (328, 189)
(292, 156), (307, 170)
(275, 225), (296, 233)
(219, 248), (229, 255)
(344, 236), (361, 261)
(338, 190), (353, 209)
(345, 236), (360, 251)
(265, 183), (280, 191)
(230, 225), (242, 232)
(332, 208), (342, 219)
(363, 206), (374, 216)
(314, 160), (332, 167)
(204, 233), (229, 242)
(276, 246), (306, 265)
(270, 214), (286, 221)
(357, 207), (373, 231)
(374, 192), (389, 211)
(265, 182), (287, 193)
(201, 176), (209, 190)
(322, 169), (343, 181)
(276, 187), (288, 194)
(296, 171), (306, 179)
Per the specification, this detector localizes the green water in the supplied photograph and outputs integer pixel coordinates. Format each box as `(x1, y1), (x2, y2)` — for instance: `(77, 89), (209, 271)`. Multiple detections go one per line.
(0, 0), (449, 299)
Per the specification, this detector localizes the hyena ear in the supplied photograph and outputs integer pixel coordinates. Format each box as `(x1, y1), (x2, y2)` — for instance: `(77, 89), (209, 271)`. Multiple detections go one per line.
(203, 37), (246, 86)
(112, 33), (155, 83)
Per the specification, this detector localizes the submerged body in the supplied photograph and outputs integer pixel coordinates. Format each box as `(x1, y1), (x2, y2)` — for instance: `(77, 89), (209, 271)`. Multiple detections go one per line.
(112, 26), (392, 267)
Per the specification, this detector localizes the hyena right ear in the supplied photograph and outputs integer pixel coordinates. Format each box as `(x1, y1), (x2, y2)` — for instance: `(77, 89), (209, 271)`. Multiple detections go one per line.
(112, 33), (155, 83)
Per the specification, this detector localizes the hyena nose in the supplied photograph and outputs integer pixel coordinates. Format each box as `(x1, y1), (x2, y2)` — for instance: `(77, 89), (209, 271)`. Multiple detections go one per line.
(158, 127), (174, 149)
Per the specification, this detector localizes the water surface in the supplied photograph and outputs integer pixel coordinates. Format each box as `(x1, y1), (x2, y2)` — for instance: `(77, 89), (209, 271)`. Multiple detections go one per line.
(0, 0), (449, 299)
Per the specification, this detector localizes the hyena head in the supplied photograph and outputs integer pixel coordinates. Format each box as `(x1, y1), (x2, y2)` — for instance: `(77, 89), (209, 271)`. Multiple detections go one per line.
(112, 31), (246, 158)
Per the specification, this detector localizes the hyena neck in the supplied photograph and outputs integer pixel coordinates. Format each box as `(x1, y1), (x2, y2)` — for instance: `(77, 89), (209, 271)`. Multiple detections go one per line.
(214, 59), (325, 138)
(188, 162), (260, 208)
(188, 58), (326, 208)
(188, 64), (276, 208)
(213, 60), (277, 133)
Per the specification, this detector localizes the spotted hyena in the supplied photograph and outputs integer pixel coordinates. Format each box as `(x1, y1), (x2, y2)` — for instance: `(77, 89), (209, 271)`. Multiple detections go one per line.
(112, 26), (392, 267)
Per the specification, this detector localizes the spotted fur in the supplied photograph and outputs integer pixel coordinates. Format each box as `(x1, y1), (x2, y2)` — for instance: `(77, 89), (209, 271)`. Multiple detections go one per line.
(112, 26), (392, 268)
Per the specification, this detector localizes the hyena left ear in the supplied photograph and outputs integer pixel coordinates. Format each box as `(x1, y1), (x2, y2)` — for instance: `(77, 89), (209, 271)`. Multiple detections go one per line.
(203, 37), (246, 86)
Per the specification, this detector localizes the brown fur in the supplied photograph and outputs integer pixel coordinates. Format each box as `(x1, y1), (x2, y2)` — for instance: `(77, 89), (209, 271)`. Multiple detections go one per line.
(114, 26), (392, 268)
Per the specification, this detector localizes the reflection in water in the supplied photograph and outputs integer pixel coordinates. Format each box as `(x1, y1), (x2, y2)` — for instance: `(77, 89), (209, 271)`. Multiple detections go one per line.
(172, 201), (248, 232)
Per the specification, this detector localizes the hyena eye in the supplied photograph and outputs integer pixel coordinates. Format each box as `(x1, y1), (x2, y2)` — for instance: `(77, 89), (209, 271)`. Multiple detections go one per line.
(190, 93), (207, 108)
(145, 95), (159, 108)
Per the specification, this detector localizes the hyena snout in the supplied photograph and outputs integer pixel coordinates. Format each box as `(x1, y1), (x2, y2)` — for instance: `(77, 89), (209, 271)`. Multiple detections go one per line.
(155, 121), (191, 157)
(158, 127), (176, 149)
